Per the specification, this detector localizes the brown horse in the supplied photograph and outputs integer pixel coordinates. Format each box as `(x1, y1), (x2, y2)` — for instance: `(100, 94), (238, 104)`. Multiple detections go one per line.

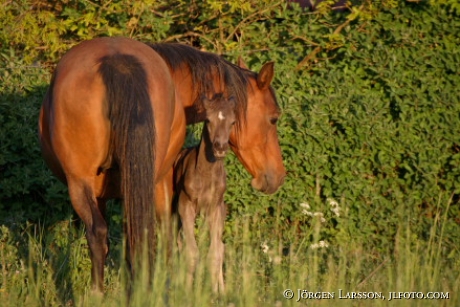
(149, 43), (286, 219)
(39, 37), (186, 291)
(174, 93), (236, 293)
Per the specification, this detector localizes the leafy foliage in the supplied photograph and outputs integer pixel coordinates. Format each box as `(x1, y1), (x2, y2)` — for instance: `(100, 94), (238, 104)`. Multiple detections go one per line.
(0, 52), (70, 223)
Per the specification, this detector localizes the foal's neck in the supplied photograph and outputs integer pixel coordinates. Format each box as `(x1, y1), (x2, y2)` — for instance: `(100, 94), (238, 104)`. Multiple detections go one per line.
(196, 125), (223, 172)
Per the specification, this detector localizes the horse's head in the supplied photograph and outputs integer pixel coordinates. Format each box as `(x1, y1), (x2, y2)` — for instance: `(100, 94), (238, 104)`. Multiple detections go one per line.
(229, 59), (286, 194)
(203, 93), (236, 159)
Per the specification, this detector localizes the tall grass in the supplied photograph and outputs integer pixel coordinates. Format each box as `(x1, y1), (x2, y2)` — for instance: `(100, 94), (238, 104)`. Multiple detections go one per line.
(0, 200), (458, 307)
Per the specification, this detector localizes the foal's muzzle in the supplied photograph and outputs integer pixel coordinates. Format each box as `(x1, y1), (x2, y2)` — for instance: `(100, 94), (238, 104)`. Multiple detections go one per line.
(213, 141), (229, 159)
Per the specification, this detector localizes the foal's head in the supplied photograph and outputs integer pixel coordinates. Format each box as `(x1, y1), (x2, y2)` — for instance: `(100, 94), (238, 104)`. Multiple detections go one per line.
(203, 93), (236, 159)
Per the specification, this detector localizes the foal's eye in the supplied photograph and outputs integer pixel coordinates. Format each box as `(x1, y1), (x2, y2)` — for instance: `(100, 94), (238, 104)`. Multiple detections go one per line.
(231, 121), (236, 126)
(270, 117), (278, 125)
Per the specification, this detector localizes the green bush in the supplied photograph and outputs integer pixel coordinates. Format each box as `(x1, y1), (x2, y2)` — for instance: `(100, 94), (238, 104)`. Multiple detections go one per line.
(0, 51), (70, 223)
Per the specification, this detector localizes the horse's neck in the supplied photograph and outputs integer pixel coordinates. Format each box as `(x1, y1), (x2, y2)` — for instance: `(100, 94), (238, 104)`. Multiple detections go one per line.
(171, 67), (224, 125)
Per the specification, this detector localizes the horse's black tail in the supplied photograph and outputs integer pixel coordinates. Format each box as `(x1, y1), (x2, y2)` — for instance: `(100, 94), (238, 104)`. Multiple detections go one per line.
(99, 54), (156, 271)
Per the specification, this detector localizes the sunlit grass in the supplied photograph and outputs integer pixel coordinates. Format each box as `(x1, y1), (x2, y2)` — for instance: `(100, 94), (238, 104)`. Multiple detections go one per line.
(0, 202), (458, 307)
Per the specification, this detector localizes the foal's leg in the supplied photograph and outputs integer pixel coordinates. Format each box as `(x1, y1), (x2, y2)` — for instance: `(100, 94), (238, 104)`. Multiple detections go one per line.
(67, 177), (108, 292)
(177, 194), (198, 288)
(206, 201), (226, 293)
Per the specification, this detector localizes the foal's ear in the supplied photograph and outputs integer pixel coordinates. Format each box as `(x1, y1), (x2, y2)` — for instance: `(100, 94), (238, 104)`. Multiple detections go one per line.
(197, 94), (209, 113)
(202, 95), (212, 110)
(228, 96), (236, 107)
(237, 56), (249, 69)
(257, 62), (275, 90)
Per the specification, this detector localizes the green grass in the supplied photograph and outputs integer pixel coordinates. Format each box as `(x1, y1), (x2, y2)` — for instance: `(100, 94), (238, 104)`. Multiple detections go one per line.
(0, 201), (458, 307)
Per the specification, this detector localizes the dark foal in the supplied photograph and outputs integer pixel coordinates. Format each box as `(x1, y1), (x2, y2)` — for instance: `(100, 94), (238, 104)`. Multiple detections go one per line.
(173, 93), (236, 293)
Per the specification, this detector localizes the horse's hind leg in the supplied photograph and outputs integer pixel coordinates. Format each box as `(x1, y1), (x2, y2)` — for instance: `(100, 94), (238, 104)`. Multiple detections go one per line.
(207, 201), (226, 293)
(155, 171), (174, 258)
(67, 177), (108, 292)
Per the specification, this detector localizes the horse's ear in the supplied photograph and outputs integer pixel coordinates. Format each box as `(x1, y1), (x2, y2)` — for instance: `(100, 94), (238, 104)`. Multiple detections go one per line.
(257, 62), (275, 89)
(237, 56), (249, 69)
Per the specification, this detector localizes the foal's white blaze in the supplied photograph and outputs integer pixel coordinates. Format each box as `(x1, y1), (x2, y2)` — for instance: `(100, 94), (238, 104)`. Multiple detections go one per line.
(218, 111), (225, 121)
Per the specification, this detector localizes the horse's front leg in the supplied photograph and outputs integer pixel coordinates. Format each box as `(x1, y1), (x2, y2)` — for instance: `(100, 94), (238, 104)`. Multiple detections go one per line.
(206, 201), (226, 293)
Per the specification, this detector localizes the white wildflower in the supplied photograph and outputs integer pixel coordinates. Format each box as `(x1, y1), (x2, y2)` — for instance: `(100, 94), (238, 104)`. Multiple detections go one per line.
(300, 202), (310, 210)
(310, 240), (329, 249)
(300, 202), (326, 222)
(327, 198), (340, 217)
(300, 202), (311, 215)
(260, 241), (269, 254)
(313, 212), (326, 223)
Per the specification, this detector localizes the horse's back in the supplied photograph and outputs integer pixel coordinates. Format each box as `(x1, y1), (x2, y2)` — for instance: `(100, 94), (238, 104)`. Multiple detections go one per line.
(39, 37), (179, 196)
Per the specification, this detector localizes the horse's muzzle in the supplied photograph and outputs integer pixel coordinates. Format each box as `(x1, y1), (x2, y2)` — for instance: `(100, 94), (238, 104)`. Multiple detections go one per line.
(251, 172), (286, 194)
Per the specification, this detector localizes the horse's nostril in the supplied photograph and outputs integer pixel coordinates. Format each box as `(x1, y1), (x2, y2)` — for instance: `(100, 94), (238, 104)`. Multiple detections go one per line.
(213, 142), (228, 151)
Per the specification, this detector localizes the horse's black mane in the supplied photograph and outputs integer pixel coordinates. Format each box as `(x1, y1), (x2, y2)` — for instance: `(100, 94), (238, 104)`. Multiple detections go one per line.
(148, 43), (253, 128)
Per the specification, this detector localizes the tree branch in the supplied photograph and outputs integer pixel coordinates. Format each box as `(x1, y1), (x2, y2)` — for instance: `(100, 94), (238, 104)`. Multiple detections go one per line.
(295, 17), (351, 70)
(225, 2), (282, 43)
(295, 3), (366, 70)
(163, 31), (217, 48)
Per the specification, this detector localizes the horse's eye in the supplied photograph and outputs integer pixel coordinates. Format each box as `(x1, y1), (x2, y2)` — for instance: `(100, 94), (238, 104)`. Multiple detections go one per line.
(231, 121), (236, 126)
(270, 117), (278, 125)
